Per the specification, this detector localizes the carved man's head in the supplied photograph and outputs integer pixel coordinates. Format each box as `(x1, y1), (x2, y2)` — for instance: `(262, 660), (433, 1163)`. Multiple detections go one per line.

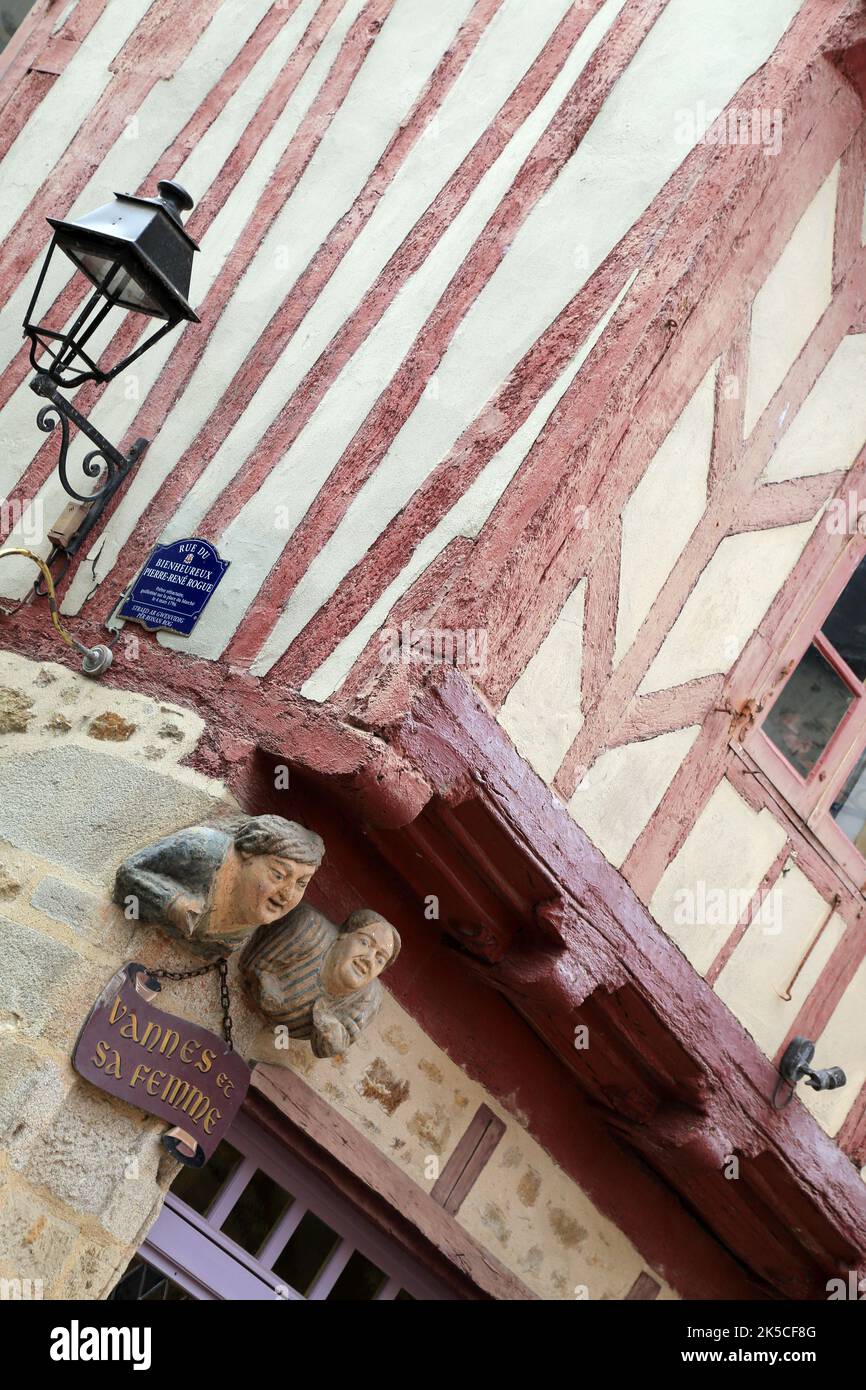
(320, 908), (401, 998)
(227, 815), (325, 927)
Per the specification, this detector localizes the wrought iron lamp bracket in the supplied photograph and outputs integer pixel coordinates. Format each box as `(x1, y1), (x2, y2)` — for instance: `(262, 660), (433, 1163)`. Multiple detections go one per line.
(29, 372), (149, 590)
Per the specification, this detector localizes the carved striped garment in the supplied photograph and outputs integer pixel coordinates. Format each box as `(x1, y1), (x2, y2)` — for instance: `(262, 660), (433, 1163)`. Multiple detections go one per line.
(239, 904), (381, 1046)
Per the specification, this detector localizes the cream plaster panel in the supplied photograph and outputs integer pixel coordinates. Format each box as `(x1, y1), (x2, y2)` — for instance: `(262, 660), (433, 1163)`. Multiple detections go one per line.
(650, 780), (788, 974)
(251, 991), (676, 1301)
(61, 0), (519, 614)
(744, 163), (839, 436)
(801, 953), (866, 1138)
(568, 726), (700, 869)
(498, 580), (585, 784)
(14, 0), (371, 605)
(714, 867), (845, 1057)
(615, 362), (716, 663)
(0, 0), (280, 484)
(762, 335), (866, 482)
(639, 519), (818, 695)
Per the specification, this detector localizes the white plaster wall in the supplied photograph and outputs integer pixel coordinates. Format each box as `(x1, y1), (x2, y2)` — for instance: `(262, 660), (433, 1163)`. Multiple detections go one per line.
(59, 0), (576, 616)
(761, 334), (866, 482)
(568, 725), (700, 868)
(0, 0), (278, 383)
(714, 866), (845, 1057)
(615, 361), (716, 663)
(165, 0), (627, 662)
(498, 579), (585, 784)
(639, 518), (819, 694)
(744, 162), (838, 436)
(650, 779), (788, 975)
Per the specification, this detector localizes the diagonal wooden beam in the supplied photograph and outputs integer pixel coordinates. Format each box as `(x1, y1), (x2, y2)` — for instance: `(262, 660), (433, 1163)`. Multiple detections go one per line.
(731, 471), (848, 532)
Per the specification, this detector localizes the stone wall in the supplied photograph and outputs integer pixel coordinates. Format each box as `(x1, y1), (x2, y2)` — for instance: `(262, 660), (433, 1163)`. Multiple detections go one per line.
(0, 649), (237, 1297)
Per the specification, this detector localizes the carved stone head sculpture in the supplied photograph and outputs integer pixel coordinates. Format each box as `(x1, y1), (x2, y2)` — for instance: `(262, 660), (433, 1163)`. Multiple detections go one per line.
(113, 814), (325, 960)
(239, 904), (401, 1057)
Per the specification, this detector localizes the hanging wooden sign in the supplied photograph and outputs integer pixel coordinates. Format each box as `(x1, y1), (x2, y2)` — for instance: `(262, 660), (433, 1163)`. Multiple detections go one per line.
(73, 963), (249, 1166)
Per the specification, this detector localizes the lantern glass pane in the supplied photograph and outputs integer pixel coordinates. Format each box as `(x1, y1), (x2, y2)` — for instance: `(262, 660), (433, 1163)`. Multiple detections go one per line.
(63, 247), (166, 316)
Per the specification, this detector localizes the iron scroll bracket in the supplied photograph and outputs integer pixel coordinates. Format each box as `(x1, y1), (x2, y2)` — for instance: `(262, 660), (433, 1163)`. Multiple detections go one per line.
(29, 372), (150, 591)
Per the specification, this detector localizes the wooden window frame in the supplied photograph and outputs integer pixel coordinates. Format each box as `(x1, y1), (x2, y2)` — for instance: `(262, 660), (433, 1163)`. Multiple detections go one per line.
(132, 1109), (457, 1301)
(744, 533), (866, 887)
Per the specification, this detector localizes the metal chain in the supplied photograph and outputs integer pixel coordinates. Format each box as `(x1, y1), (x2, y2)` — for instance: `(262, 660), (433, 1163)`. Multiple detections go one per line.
(217, 958), (234, 1052)
(145, 956), (234, 1050)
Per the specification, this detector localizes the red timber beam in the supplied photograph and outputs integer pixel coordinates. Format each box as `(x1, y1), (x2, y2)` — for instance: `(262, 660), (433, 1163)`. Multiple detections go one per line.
(367, 666), (866, 1301)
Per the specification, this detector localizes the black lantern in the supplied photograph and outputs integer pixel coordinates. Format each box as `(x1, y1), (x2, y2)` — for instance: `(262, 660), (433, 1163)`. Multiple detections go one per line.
(19, 180), (200, 589)
(24, 179), (199, 388)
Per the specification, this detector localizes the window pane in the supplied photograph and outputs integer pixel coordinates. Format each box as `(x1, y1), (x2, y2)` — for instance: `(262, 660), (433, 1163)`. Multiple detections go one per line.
(170, 1139), (242, 1217)
(272, 1211), (340, 1296)
(763, 644), (853, 776)
(221, 1168), (294, 1256)
(0, 1), (36, 54)
(326, 1251), (386, 1301)
(821, 557), (866, 683)
(831, 746), (866, 856)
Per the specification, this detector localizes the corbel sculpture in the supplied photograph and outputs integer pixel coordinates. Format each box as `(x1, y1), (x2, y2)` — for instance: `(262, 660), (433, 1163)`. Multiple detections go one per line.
(113, 814), (325, 960)
(239, 904), (400, 1057)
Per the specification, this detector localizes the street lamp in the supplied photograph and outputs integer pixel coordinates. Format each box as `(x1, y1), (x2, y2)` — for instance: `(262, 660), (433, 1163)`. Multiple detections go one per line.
(20, 179), (200, 581)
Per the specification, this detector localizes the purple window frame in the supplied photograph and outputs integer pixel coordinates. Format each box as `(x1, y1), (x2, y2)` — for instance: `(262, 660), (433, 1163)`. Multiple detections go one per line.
(137, 1109), (455, 1301)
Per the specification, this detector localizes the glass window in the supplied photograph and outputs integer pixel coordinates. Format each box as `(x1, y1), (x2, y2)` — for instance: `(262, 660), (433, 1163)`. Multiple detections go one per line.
(0, 1), (37, 54)
(762, 644), (853, 776)
(110, 1113), (454, 1301)
(831, 746), (866, 856)
(170, 1138), (242, 1217)
(821, 557), (866, 681)
(272, 1211), (341, 1295)
(326, 1251), (387, 1301)
(753, 545), (866, 867)
(109, 1256), (191, 1302)
(221, 1167), (294, 1257)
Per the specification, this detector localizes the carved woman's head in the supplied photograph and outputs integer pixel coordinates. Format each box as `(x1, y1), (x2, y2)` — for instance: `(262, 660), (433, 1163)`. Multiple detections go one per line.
(320, 908), (401, 998)
(226, 815), (325, 927)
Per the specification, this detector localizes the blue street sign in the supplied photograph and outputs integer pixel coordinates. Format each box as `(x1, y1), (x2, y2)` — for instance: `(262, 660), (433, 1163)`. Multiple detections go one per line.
(118, 538), (230, 636)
